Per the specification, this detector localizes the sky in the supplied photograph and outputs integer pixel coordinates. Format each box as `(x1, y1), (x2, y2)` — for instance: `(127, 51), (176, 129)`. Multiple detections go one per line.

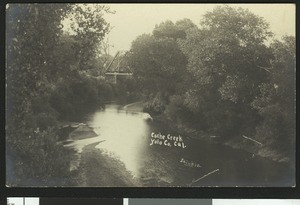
(99, 4), (295, 55)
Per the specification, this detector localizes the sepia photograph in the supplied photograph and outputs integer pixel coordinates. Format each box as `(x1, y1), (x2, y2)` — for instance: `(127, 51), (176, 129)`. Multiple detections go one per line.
(6, 3), (296, 187)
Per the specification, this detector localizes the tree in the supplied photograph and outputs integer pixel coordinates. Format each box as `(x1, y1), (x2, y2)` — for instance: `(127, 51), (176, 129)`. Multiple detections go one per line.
(6, 4), (113, 186)
(251, 36), (295, 152)
(175, 18), (197, 31)
(176, 6), (274, 136)
(128, 19), (196, 96)
(181, 6), (273, 102)
(6, 4), (74, 186)
(127, 20), (193, 114)
(66, 4), (112, 71)
(129, 33), (187, 96)
(153, 20), (186, 39)
(6, 4), (71, 126)
(6, 4), (112, 124)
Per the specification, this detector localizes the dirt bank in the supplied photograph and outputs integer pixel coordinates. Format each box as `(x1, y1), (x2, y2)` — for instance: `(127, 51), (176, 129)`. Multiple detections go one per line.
(73, 142), (141, 187)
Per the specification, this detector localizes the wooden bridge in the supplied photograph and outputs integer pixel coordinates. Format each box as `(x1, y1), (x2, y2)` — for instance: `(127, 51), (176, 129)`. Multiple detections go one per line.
(104, 51), (133, 84)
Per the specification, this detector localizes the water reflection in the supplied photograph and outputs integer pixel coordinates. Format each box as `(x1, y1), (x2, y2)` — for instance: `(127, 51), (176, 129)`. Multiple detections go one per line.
(65, 104), (293, 186)
(85, 104), (150, 178)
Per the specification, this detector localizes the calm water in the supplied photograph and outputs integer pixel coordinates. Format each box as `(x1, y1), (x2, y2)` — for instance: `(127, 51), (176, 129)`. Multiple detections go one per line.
(66, 104), (294, 187)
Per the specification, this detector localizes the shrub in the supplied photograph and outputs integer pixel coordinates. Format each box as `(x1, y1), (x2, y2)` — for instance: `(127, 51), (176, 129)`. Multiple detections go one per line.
(254, 104), (292, 151)
(143, 92), (168, 115)
(6, 127), (73, 186)
(49, 75), (115, 121)
(36, 113), (58, 131)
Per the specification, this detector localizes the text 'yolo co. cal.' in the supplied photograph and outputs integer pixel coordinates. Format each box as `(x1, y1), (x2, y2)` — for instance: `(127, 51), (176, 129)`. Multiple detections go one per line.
(150, 132), (187, 149)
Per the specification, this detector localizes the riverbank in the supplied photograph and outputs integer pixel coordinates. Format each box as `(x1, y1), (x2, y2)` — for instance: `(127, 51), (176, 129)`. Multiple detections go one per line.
(123, 101), (144, 112)
(153, 114), (293, 166)
(57, 104), (143, 186)
(73, 142), (141, 186)
(59, 100), (293, 186)
(124, 98), (293, 166)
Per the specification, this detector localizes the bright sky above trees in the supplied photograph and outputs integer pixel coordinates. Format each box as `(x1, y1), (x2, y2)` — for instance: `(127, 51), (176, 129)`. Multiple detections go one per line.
(100, 4), (295, 55)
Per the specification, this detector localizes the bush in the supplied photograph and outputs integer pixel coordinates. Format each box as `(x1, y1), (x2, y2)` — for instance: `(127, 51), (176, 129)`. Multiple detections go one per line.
(31, 95), (58, 115)
(6, 127), (73, 186)
(254, 104), (292, 151)
(95, 78), (114, 103)
(203, 105), (243, 138)
(36, 113), (58, 131)
(164, 95), (205, 129)
(143, 92), (168, 115)
(164, 95), (185, 121)
(164, 93), (260, 139)
(49, 76), (114, 121)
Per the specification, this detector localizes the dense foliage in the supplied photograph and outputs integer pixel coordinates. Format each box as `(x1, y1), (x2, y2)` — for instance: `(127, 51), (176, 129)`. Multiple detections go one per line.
(127, 20), (195, 114)
(128, 6), (295, 161)
(251, 36), (295, 154)
(174, 6), (273, 137)
(6, 4), (113, 186)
